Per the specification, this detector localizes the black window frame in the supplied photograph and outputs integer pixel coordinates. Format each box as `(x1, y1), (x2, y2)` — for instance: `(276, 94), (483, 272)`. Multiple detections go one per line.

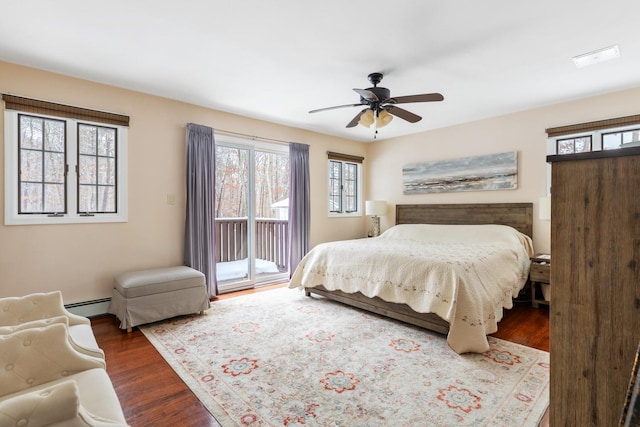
(601, 127), (640, 150)
(77, 122), (118, 214)
(328, 159), (360, 214)
(556, 135), (592, 155)
(342, 161), (358, 213)
(328, 159), (343, 213)
(17, 113), (68, 215)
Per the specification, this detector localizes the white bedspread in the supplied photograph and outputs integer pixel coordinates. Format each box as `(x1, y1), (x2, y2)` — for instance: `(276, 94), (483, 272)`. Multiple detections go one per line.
(289, 224), (534, 353)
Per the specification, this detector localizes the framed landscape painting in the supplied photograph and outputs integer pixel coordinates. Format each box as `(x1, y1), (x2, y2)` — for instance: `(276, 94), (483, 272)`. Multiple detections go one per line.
(402, 151), (518, 194)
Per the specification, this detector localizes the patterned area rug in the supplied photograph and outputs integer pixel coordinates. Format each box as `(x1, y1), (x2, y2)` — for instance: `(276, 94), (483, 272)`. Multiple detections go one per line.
(140, 287), (549, 426)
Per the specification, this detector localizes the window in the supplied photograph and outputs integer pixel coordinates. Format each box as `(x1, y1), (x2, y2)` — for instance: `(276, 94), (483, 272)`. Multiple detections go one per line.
(4, 96), (128, 225)
(546, 114), (640, 156)
(549, 126), (640, 156)
(18, 114), (67, 214)
(77, 123), (117, 213)
(556, 135), (592, 154)
(327, 152), (363, 216)
(602, 128), (640, 150)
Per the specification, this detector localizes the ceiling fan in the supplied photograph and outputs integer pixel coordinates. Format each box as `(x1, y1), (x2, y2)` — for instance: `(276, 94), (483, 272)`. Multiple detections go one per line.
(309, 72), (444, 135)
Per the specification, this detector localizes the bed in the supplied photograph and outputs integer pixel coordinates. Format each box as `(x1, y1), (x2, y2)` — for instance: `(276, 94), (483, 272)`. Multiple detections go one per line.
(288, 203), (534, 354)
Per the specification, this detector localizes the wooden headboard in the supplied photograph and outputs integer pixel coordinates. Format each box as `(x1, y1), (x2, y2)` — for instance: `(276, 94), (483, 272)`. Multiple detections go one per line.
(395, 203), (533, 237)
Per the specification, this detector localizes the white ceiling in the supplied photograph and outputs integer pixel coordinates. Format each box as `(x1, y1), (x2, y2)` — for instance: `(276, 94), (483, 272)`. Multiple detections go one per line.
(1, 1), (639, 142)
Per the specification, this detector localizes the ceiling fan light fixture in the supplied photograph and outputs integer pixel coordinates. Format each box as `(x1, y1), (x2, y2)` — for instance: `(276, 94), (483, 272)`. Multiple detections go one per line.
(376, 110), (393, 128)
(358, 109), (374, 127)
(311, 73), (444, 133)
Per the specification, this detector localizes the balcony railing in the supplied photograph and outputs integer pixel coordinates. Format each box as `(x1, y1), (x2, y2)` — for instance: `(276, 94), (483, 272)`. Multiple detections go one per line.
(215, 218), (289, 273)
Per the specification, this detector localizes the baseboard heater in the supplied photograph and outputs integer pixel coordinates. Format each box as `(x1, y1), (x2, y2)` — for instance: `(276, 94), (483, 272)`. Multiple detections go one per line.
(65, 297), (112, 318)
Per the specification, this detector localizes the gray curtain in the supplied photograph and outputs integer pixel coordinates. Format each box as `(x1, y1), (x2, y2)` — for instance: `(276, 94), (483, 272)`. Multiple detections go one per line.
(184, 124), (217, 298)
(288, 142), (310, 276)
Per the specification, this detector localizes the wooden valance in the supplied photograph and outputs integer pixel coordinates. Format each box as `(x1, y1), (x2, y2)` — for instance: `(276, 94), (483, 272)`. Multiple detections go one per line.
(327, 151), (364, 163)
(2, 94), (129, 127)
(546, 114), (640, 138)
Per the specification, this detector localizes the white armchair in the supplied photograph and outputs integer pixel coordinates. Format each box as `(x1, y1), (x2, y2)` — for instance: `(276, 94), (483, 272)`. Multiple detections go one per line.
(0, 380), (126, 427)
(0, 323), (128, 426)
(0, 291), (103, 359)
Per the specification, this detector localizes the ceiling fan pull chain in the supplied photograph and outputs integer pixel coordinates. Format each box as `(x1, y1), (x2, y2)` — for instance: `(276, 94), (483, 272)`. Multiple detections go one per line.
(373, 109), (378, 139)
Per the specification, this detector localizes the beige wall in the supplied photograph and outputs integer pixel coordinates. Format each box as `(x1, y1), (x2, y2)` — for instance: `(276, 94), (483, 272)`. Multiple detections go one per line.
(0, 61), (365, 302)
(2, 60), (638, 303)
(366, 86), (640, 255)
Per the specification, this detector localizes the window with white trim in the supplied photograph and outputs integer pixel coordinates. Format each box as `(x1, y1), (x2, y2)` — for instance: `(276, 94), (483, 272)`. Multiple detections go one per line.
(551, 128), (640, 155)
(3, 95), (128, 225)
(546, 114), (640, 156)
(327, 151), (363, 217)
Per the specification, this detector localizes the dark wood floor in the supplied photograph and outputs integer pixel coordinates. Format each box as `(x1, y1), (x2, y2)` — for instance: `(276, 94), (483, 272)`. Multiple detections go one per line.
(92, 284), (550, 427)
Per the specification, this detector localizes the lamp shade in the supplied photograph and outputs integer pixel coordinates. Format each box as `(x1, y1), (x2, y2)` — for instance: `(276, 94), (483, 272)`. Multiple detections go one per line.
(539, 196), (551, 220)
(376, 110), (393, 128)
(358, 109), (374, 127)
(365, 200), (387, 216)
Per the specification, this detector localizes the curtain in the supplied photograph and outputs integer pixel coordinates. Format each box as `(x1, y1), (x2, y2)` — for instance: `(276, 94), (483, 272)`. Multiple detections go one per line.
(288, 142), (310, 277)
(184, 124), (217, 298)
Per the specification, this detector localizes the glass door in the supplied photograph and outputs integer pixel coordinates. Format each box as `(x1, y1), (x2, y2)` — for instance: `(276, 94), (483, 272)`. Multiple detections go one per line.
(253, 149), (289, 286)
(215, 145), (251, 291)
(215, 140), (289, 293)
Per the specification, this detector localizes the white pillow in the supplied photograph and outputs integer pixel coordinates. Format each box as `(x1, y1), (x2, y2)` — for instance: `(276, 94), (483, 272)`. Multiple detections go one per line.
(380, 223), (533, 252)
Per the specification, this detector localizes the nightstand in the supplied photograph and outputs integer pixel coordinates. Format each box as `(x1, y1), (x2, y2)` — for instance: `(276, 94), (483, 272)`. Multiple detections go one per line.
(530, 254), (550, 308)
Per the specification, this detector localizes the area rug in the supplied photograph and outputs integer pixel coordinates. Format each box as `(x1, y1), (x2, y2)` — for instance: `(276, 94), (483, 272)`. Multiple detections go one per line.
(140, 287), (549, 426)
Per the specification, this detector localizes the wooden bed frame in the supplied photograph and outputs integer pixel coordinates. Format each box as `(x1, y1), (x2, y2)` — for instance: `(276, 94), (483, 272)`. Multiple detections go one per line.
(305, 202), (533, 335)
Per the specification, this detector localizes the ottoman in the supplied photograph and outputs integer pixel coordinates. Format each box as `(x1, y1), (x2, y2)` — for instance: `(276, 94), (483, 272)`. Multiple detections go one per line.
(108, 266), (210, 332)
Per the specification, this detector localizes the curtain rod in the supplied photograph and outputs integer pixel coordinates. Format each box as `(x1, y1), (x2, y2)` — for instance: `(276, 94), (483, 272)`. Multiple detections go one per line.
(185, 123), (291, 146)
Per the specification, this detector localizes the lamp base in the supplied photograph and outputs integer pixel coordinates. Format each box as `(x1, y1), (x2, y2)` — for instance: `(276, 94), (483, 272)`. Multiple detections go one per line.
(370, 215), (381, 237)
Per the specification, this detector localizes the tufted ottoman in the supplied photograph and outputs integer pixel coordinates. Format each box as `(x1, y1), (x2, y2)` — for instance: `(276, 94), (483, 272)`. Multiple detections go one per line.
(108, 266), (210, 332)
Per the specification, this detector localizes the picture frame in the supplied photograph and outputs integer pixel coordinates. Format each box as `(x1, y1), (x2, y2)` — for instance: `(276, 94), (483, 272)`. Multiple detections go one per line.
(402, 151), (518, 194)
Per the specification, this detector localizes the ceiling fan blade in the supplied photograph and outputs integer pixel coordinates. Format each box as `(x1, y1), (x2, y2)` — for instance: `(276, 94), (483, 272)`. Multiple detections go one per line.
(346, 109), (368, 128)
(385, 105), (422, 123)
(387, 93), (444, 104)
(309, 103), (363, 114)
(353, 88), (378, 101)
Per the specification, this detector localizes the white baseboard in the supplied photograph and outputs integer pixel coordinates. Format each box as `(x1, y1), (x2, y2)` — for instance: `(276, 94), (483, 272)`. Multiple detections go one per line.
(65, 297), (111, 318)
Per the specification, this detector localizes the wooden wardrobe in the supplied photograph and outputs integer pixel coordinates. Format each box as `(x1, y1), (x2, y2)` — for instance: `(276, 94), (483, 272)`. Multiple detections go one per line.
(548, 146), (640, 426)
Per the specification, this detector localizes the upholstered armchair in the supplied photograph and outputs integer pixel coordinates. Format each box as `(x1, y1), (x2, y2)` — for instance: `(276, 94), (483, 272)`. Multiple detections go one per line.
(0, 380), (120, 427)
(0, 291), (103, 359)
(0, 323), (128, 426)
